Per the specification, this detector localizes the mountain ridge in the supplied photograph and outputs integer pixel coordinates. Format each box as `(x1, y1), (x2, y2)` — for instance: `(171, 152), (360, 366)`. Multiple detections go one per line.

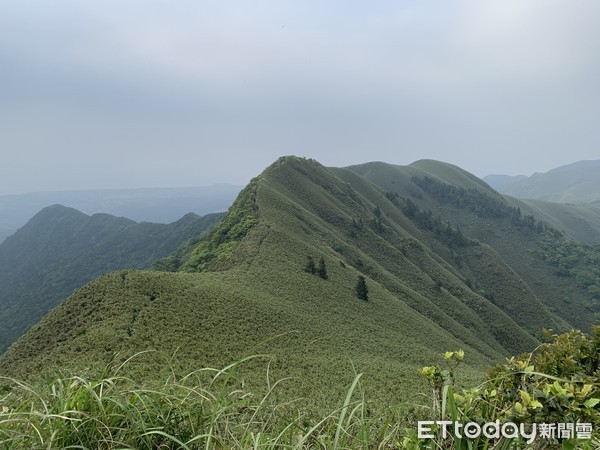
(0, 205), (224, 353)
(2, 156), (598, 410)
(484, 159), (600, 204)
(0, 185), (241, 243)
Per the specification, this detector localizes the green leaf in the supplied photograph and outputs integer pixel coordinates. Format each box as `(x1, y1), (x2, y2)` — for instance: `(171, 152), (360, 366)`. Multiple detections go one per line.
(420, 366), (435, 379)
(523, 365), (534, 374)
(580, 384), (593, 396)
(514, 402), (527, 414)
(519, 390), (532, 404)
(530, 400), (543, 409)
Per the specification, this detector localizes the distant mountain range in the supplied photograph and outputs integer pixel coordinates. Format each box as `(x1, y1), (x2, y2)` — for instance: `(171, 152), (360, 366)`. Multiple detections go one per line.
(481, 174), (528, 189)
(484, 159), (600, 204)
(2, 157), (598, 408)
(0, 185), (241, 243)
(0, 206), (223, 353)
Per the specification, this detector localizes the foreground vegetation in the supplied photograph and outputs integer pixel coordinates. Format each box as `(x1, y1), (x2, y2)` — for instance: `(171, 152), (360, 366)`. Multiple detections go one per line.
(405, 328), (599, 449)
(0, 329), (597, 449)
(0, 354), (410, 449)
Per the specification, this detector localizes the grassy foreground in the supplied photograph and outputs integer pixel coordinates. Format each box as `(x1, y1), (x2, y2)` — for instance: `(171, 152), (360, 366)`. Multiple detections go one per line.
(1, 329), (598, 449)
(0, 354), (413, 449)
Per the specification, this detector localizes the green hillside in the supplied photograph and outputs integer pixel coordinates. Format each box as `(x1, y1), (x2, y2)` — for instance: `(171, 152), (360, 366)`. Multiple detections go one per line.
(514, 197), (600, 244)
(0, 206), (223, 353)
(3, 157), (597, 413)
(349, 159), (600, 330)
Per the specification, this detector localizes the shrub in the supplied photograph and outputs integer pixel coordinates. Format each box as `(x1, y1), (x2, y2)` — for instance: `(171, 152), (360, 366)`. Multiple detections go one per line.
(404, 328), (600, 449)
(356, 275), (369, 301)
(317, 257), (328, 280)
(304, 256), (316, 274)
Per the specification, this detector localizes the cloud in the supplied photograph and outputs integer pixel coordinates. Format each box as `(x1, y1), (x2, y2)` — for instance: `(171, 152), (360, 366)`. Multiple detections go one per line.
(1, 0), (599, 194)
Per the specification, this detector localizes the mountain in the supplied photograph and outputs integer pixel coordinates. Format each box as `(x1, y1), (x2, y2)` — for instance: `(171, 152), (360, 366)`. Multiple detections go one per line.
(511, 198), (600, 244)
(1, 157), (598, 410)
(485, 160), (600, 204)
(0, 227), (15, 244)
(349, 159), (600, 325)
(0, 205), (223, 353)
(482, 174), (527, 189)
(0, 185), (241, 243)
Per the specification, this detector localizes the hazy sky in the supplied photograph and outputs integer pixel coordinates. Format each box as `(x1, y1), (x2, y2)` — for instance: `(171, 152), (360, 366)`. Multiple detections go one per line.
(1, 1), (599, 195)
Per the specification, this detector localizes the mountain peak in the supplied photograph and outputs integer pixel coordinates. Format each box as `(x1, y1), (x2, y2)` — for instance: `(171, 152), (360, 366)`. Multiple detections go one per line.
(30, 204), (88, 221)
(262, 155), (324, 177)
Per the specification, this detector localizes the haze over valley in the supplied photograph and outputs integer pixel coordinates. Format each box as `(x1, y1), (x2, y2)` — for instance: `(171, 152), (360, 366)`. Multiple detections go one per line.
(0, 185), (241, 243)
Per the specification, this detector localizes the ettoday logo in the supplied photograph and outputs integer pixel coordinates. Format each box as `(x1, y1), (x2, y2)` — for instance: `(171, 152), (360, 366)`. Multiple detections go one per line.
(417, 420), (593, 444)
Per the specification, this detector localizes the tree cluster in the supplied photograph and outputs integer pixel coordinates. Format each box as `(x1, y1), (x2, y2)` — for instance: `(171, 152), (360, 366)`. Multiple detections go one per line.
(538, 236), (600, 310)
(304, 256), (328, 280)
(304, 256), (370, 301)
(400, 197), (470, 248)
(411, 176), (510, 219)
(406, 177), (563, 238)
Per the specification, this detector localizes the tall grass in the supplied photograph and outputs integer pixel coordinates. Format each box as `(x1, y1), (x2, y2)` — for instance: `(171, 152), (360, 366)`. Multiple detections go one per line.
(0, 355), (409, 449)
(2, 350), (596, 449)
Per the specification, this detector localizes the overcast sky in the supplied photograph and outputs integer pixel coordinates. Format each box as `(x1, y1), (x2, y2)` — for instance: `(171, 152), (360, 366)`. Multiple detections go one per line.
(1, 1), (599, 195)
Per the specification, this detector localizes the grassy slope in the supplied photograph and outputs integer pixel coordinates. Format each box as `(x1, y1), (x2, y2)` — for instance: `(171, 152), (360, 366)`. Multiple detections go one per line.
(0, 205), (223, 353)
(514, 197), (600, 244)
(2, 157), (563, 412)
(349, 160), (597, 331)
